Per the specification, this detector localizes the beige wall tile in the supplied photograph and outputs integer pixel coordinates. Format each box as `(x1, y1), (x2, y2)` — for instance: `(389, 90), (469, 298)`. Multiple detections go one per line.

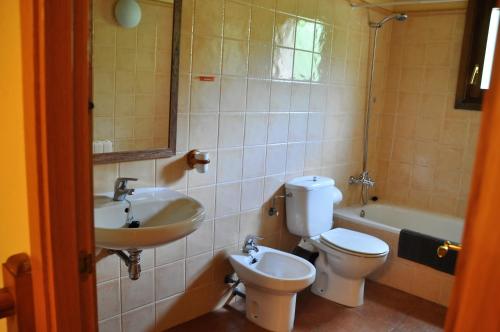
(267, 113), (289, 143)
(251, 7), (275, 42)
(241, 178), (265, 211)
(288, 113), (308, 142)
(222, 39), (249, 76)
(155, 155), (189, 190)
(247, 79), (271, 111)
(186, 220), (214, 257)
(214, 215), (240, 249)
(187, 185), (216, 220)
(97, 280), (121, 321)
(270, 81), (291, 111)
(96, 252), (120, 283)
(217, 148), (244, 183)
(243, 146), (267, 179)
(156, 260), (186, 300)
(94, 163), (119, 193)
(121, 269), (155, 312)
(190, 77), (221, 112)
(265, 143), (287, 175)
(155, 238), (186, 266)
(224, 1), (251, 40)
(121, 304), (155, 332)
(220, 77), (247, 111)
(244, 113), (269, 146)
(192, 36), (222, 75)
(189, 114), (219, 149)
(248, 41), (273, 78)
(185, 252), (214, 289)
(119, 160), (156, 188)
(98, 316), (121, 332)
(194, 0), (223, 37)
(218, 112), (245, 148)
(286, 142), (306, 174)
(215, 182), (242, 217)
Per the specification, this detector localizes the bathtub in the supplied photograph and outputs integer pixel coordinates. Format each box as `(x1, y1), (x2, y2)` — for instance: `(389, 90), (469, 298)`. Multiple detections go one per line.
(332, 203), (464, 306)
(334, 204), (464, 243)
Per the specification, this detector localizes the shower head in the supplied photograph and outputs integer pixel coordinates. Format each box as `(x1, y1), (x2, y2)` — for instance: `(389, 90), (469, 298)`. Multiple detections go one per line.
(370, 13), (408, 28)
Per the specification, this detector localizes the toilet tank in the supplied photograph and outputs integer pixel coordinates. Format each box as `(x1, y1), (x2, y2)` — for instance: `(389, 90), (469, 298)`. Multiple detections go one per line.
(285, 176), (340, 237)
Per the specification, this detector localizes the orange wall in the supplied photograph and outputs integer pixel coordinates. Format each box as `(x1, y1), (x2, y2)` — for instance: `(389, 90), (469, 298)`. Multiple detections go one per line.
(0, 1), (31, 331)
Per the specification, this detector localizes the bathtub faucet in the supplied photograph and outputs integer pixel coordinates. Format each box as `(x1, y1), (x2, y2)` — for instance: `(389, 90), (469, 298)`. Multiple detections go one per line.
(348, 171), (375, 187)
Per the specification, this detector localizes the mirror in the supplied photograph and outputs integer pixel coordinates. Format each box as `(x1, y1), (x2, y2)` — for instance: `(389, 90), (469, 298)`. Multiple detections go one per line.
(91, 0), (180, 164)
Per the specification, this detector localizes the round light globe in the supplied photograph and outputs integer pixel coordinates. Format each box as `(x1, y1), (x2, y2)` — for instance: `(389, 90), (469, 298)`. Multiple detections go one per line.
(114, 0), (142, 28)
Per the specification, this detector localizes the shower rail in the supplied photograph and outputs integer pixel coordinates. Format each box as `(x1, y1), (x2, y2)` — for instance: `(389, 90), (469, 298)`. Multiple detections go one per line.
(349, 0), (467, 9)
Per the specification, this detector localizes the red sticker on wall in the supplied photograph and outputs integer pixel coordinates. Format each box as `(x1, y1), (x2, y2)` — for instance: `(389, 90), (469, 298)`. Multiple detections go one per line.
(198, 76), (215, 82)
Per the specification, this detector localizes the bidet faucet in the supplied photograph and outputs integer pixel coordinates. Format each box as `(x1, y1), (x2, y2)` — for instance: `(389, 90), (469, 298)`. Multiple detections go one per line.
(242, 235), (262, 254)
(113, 177), (138, 201)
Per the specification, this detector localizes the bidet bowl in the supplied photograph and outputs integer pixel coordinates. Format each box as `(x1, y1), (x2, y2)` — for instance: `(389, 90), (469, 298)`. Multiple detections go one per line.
(229, 246), (316, 293)
(229, 246), (316, 331)
(94, 188), (205, 250)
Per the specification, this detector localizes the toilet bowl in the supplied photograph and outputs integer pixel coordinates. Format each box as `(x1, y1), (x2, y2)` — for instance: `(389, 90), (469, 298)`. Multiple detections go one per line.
(308, 228), (388, 307)
(229, 245), (316, 332)
(284, 176), (389, 307)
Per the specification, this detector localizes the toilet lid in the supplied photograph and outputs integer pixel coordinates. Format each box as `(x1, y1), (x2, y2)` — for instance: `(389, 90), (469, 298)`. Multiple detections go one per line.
(320, 228), (389, 256)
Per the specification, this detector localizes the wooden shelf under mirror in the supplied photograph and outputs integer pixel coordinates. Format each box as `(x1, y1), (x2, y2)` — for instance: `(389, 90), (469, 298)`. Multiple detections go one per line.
(91, 0), (182, 164)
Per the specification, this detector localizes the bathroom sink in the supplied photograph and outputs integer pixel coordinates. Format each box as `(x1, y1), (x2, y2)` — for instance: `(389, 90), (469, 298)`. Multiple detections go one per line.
(94, 188), (205, 250)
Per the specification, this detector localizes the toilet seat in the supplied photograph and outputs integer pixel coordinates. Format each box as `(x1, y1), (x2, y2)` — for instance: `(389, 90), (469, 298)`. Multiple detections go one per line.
(320, 228), (389, 258)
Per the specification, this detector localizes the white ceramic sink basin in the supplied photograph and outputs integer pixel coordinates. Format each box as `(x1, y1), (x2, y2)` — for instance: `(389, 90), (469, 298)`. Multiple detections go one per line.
(94, 188), (205, 250)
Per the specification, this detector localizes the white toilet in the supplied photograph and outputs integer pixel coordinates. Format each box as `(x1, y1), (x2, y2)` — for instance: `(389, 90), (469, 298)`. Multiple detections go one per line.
(285, 176), (389, 307)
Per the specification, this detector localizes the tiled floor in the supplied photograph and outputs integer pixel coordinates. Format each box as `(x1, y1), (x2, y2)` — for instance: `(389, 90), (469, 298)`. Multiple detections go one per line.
(168, 281), (447, 331)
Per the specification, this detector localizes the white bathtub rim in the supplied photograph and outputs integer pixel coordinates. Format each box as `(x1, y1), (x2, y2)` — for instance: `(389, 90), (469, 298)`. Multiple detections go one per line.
(334, 203), (464, 243)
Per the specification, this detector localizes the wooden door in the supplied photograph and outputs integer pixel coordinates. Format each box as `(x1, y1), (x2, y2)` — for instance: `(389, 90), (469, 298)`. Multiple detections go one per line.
(445, 6), (500, 330)
(18, 0), (98, 330)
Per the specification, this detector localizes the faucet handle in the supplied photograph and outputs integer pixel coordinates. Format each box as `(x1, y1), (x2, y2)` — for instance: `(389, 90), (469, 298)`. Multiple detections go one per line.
(242, 235), (263, 254)
(244, 234), (263, 245)
(115, 177), (138, 189)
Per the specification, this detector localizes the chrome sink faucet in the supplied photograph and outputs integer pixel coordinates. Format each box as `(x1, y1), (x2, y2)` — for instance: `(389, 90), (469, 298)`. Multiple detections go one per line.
(113, 177), (138, 201)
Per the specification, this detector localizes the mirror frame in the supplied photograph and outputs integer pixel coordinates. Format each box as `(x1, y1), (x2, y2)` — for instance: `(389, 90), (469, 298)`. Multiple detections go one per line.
(92, 0), (181, 164)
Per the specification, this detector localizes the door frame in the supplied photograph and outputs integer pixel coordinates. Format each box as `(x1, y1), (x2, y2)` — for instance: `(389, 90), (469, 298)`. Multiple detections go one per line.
(20, 0), (97, 330)
(445, 4), (500, 330)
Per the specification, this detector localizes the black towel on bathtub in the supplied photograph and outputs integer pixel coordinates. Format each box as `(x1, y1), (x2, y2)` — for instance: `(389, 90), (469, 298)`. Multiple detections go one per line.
(398, 229), (458, 275)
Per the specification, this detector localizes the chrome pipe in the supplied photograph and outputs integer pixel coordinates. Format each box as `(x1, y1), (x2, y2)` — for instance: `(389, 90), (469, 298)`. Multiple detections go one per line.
(109, 249), (142, 280)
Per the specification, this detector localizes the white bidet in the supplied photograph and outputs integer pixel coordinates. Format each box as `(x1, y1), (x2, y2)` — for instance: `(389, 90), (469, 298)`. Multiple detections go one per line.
(229, 246), (316, 331)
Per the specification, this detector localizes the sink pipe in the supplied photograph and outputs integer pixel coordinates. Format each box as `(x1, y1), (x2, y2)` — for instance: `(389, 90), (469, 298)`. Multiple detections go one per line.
(108, 249), (142, 280)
